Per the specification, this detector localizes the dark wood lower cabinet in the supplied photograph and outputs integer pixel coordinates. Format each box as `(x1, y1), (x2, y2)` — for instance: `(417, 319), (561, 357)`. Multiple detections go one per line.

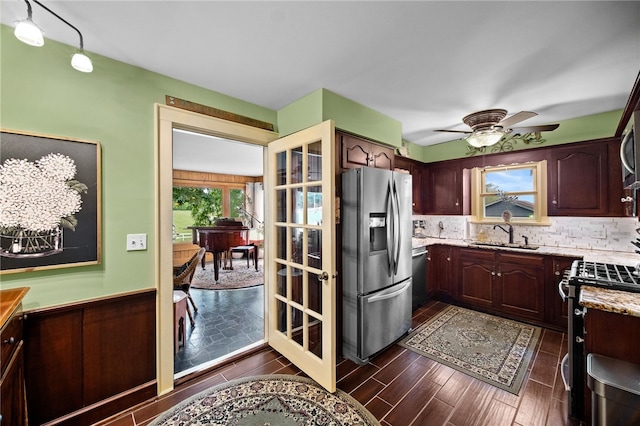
(427, 245), (457, 301)
(24, 290), (157, 426)
(583, 308), (640, 425)
(458, 248), (546, 324)
(545, 255), (580, 330)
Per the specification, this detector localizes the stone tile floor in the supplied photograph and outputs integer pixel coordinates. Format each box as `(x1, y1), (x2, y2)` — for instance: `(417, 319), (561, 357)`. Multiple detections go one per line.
(174, 286), (264, 374)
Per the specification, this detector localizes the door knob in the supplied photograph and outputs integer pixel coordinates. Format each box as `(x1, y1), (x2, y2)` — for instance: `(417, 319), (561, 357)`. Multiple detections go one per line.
(317, 272), (337, 281)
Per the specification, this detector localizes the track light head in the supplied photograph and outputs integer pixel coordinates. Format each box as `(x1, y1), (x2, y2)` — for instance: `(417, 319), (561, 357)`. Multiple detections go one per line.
(71, 51), (93, 73)
(14, 18), (44, 46)
(14, 0), (44, 47)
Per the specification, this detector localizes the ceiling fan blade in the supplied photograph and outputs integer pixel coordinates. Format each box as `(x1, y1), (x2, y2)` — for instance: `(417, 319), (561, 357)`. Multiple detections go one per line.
(434, 129), (472, 134)
(510, 123), (560, 133)
(498, 111), (538, 128)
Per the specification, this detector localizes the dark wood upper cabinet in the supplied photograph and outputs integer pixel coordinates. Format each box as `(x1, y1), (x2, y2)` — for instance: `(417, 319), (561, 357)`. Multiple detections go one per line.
(424, 163), (469, 215)
(338, 132), (394, 171)
(547, 137), (625, 216)
(547, 141), (609, 215)
(422, 137), (625, 217)
(395, 156), (424, 213)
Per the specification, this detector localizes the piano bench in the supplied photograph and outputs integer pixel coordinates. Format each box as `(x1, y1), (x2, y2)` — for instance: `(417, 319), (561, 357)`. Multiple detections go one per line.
(230, 245), (258, 271)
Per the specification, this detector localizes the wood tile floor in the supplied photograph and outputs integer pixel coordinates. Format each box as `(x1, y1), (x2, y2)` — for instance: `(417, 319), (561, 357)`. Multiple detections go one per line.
(98, 300), (576, 426)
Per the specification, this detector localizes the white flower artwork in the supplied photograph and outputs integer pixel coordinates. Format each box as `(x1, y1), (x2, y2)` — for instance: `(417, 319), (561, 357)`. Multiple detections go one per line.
(0, 153), (87, 257)
(0, 130), (101, 274)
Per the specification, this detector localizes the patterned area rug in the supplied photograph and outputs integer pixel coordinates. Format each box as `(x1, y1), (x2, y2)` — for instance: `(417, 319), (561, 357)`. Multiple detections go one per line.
(191, 259), (263, 290)
(148, 374), (381, 426)
(400, 305), (541, 394)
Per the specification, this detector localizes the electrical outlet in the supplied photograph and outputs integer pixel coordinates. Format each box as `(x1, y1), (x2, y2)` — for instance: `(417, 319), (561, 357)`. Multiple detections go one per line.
(126, 233), (147, 251)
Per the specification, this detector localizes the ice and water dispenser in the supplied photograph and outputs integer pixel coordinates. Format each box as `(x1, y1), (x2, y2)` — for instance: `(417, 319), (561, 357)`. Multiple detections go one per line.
(369, 213), (387, 252)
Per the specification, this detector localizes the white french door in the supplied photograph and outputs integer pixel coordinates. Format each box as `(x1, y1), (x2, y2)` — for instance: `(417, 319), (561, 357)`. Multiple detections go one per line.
(266, 120), (337, 392)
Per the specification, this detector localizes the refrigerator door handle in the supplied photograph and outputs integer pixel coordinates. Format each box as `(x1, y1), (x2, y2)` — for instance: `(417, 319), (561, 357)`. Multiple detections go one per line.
(367, 281), (411, 303)
(392, 180), (401, 275)
(385, 180), (393, 273)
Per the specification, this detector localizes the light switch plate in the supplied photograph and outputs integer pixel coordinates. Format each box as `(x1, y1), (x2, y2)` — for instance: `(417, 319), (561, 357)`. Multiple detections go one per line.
(126, 233), (147, 251)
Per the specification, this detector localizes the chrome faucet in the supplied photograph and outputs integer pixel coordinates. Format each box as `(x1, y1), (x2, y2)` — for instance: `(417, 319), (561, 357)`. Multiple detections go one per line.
(493, 224), (514, 244)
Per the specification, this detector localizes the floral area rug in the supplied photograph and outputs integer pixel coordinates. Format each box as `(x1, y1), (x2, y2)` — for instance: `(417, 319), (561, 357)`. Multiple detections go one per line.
(191, 258), (263, 290)
(148, 374), (381, 426)
(399, 305), (541, 394)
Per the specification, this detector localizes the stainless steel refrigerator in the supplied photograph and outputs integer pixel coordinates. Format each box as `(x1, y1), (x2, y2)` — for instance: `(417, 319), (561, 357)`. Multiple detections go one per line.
(342, 167), (413, 364)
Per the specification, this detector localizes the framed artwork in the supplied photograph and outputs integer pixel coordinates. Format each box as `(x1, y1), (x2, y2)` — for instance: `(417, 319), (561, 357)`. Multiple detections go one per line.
(0, 129), (101, 274)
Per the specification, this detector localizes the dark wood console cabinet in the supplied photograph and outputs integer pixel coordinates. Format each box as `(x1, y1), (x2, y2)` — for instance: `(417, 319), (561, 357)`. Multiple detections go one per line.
(0, 288), (29, 426)
(24, 289), (157, 426)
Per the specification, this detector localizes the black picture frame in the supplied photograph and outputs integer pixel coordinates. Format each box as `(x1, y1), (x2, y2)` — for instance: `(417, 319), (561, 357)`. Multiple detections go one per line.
(0, 129), (101, 274)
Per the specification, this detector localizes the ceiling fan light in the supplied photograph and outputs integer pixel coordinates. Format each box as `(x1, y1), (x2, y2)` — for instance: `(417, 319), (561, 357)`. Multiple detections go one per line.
(14, 19), (44, 47)
(71, 51), (93, 73)
(466, 129), (505, 148)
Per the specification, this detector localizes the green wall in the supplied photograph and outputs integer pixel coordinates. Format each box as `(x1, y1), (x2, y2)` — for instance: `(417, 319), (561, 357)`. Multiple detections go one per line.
(278, 89), (402, 147)
(0, 25), (404, 310)
(0, 25), (278, 309)
(421, 109), (622, 163)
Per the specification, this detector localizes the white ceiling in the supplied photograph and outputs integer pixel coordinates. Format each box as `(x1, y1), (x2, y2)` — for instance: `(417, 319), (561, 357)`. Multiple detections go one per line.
(2, 1), (639, 173)
(172, 129), (264, 176)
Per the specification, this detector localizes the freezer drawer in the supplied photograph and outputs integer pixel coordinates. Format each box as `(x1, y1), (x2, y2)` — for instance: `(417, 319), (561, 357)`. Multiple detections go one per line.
(343, 278), (412, 364)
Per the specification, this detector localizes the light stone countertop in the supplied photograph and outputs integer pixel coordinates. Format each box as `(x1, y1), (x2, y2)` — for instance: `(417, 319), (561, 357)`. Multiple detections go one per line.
(411, 237), (640, 265)
(579, 286), (640, 318)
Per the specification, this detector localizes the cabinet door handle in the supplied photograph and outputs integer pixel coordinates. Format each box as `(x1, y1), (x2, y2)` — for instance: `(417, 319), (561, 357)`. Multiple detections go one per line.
(552, 195), (558, 205)
(446, 257), (451, 262)
(497, 267), (502, 277)
(3, 337), (15, 345)
(491, 267), (496, 276)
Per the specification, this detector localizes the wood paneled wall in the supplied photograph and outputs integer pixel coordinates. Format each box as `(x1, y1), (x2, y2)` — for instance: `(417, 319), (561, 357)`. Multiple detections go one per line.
(173, 169), (262, 188)
(24, 290), (156, 426)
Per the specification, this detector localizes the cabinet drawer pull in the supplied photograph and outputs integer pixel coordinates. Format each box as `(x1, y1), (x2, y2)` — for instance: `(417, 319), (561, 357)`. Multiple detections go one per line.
(3, 337), (15, 345)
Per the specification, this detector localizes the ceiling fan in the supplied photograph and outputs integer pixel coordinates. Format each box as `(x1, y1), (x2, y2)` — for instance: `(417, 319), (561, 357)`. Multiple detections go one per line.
(436, 109), (560, 148)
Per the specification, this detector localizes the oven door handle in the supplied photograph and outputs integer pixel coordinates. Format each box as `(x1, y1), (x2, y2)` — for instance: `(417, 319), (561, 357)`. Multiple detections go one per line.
(560, 353), (570, 391)
(558, 280), (568, 302)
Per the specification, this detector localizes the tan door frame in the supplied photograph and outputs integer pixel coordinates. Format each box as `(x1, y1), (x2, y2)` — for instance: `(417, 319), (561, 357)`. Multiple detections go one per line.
(155, 104), (278, 394)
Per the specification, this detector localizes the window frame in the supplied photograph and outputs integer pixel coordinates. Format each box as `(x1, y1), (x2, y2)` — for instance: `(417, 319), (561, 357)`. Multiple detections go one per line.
(470, 160), (550, 225)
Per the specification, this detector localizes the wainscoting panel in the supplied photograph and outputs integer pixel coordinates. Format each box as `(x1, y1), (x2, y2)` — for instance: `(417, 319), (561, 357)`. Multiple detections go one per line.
(24, 289), (157, 426)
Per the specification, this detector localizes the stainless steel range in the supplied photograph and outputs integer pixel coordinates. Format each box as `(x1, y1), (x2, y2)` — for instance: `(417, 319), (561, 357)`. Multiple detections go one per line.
(559, 260), (640, 422)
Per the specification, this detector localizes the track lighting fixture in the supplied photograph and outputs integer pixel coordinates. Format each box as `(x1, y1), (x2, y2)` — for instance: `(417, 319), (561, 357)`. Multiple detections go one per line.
(13, 0), (44, 46)
(14, 0), (93, 73)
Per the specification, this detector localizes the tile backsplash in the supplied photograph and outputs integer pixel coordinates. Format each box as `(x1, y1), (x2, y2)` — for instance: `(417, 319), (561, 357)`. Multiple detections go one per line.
(413, 215), (640, 253)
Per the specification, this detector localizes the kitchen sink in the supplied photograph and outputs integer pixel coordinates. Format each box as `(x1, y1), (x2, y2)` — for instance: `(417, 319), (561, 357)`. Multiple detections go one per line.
(470, 241), (539, 250)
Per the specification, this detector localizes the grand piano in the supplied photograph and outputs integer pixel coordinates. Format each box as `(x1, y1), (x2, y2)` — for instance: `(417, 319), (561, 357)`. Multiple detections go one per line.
(189, 219), (249, 282)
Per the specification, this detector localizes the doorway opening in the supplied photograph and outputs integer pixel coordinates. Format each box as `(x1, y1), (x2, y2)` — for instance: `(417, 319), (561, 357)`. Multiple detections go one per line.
(171, 128), (266, 378)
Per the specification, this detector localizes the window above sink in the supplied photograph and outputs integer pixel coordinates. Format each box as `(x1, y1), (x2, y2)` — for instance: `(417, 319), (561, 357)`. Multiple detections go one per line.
(470, 161), (550, 225)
